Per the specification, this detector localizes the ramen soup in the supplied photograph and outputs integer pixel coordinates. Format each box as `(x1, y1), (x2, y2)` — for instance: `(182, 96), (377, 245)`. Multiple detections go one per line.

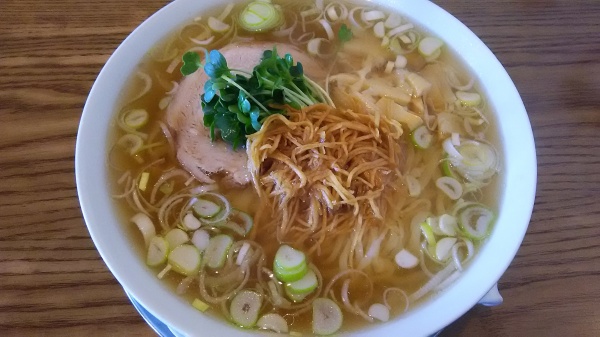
(110, 0), (501, 334)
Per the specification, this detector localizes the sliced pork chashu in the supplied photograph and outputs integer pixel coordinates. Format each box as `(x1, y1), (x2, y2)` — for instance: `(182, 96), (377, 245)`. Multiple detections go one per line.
(165, 42), (326, 186)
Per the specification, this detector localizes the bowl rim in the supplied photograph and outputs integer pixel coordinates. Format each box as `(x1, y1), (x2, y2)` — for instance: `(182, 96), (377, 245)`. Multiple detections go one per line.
(75, 0), (537, 335)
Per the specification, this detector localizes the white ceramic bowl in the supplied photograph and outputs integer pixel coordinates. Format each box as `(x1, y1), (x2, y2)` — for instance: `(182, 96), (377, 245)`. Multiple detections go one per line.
(76, 0), (536, 335)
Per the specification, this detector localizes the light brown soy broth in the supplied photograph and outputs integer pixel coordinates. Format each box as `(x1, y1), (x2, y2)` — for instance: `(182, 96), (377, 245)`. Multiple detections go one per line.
(108, 2), (251, 255)
(109, 0), (503, 333)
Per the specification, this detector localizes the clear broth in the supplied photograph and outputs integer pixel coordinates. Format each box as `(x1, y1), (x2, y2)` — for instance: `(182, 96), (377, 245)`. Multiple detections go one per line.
(109, 0), (503, 333)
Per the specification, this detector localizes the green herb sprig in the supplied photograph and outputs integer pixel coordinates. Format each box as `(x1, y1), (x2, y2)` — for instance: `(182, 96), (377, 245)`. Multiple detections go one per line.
(180, 47), (324, 148)
(338, 24), (353, 45)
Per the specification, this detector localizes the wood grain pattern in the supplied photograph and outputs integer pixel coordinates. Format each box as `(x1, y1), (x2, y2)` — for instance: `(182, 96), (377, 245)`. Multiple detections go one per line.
(0, 0), (599, 336)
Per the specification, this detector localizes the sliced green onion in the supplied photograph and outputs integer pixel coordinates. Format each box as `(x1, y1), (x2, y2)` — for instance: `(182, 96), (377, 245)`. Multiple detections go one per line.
(257, 313), (289, 333)
(426, 216), (445, 236)
(443, 137), (463, 159)
(168, 244), (201, 276)
(220, 209), (254, 237)
(440, 158), (458, 178)
(275, 261), (308, 283)
(285, 287), (308, 303)
(399, 34), (412, 44)
(236, 242), (251, 266)
(123, 109), (149, 129)
(138, 172), (150, 191)
(373, 21), (385, 38)
(420, 222), (436, 246)
(438, 214), (458, 236)
(387, 23), (414, 38)
(381, 35), (390, 48)
(405, 174), (421, 197)
(208, 16), (230, 33)
(193, 193), (232, 225)
(159, 96), (172, 110)
(451, 132), (461, 146)
(436, 176), (463, 200)
(182, 213), (202, 230)
(117, 134), (143, 155)
(418, 36), (444, 61)
(456, 91), (482, 106)
(165, 228), (189, 250)
(130, 213), (156, 248)
(274, 245), (308, 283)
(307, 38), (331, 57)
(146, 236), (168, 267)
(239, 0), (283, 32)
(325, 7), (339, 22)
(230, 290), (262, 328)
(312, 298), (343, 335)
(191, 229), (210, 252)
(204, 234), (233, 269)
(265, 280), (279, 304)
(394, 249), (418, 269)
(368, 303), (390, 322)
(435, 237), (457, 261)
(319, 19), (335, 40)
(447, 140), (499, 182)
(395, 54), (407, 68)
(325, 2), (347, 23)
(192, 298), (210, 312)
(411, 125), (433, 149)
(421, 240), (439, 263)
(384, 13), (402, 29)
(362, 10), (385, 22)
(192, 199), (221, 218)
(285, 270), (318, 296)
(235, 210), (253, 234)
(458, 204), (494, 240)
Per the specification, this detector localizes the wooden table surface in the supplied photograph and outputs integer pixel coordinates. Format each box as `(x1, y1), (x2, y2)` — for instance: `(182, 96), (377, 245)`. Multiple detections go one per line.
(1, 0), (599, 336)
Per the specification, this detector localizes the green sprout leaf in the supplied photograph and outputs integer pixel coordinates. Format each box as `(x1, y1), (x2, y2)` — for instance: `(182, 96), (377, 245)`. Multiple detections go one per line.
(289, 62), (303, 78)
(180, 51), (202, 76)
(338, 24), (353, 44)
(204, 50), (230, 78)
(198, 47), (329, 149)
(249, 107), (261, 131)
